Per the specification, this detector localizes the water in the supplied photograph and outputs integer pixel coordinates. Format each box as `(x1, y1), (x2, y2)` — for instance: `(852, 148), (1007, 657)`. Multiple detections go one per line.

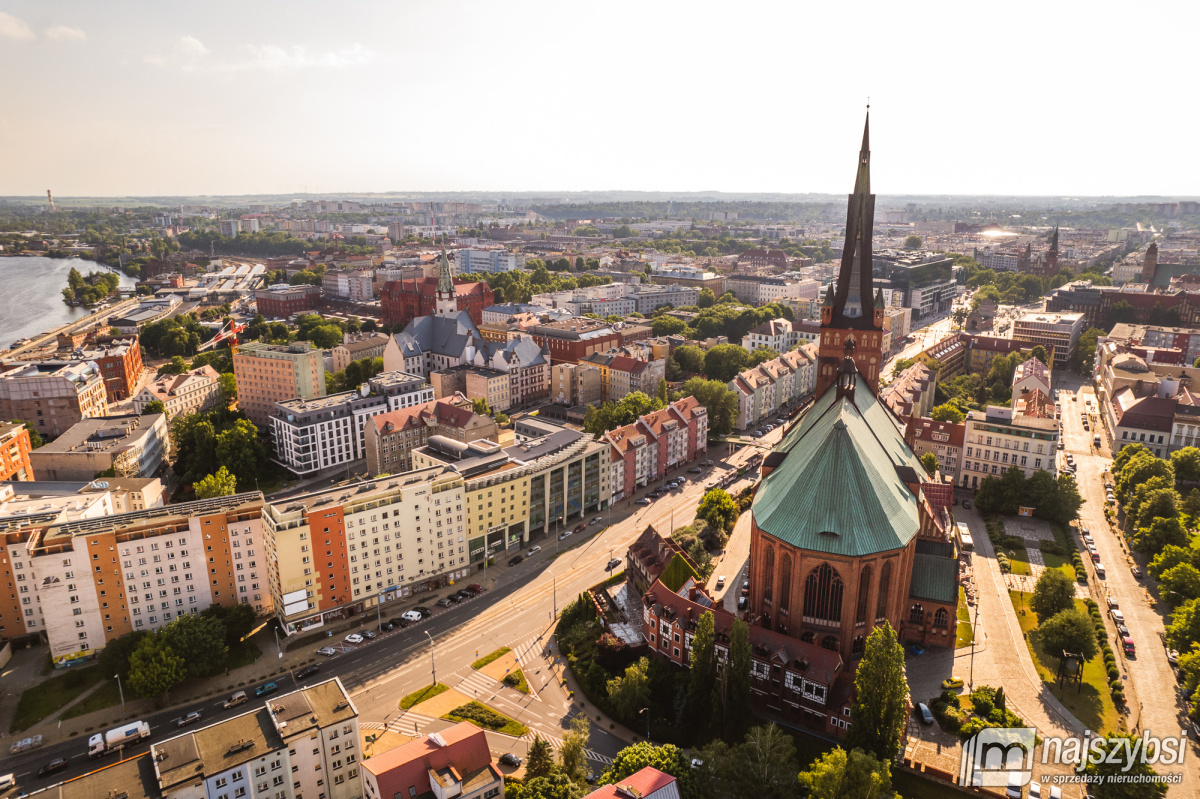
(0, 256), (138, 347)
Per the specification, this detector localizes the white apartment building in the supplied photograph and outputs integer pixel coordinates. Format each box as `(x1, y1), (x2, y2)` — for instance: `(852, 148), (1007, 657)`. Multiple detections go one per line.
(729, 345), (817, 430)
(152, 678), (361, 799)
(456, 249), (525, 274)
(0, 359), (109, 438)
(960, 406), (1058, 490)
(745, 318), (801, 354)
(132, 365), (224, 419)
(264, 469), (466, 635)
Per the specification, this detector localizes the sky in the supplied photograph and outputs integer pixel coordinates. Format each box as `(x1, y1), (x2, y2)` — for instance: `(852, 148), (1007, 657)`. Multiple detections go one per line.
(1, 0), (1197, 198)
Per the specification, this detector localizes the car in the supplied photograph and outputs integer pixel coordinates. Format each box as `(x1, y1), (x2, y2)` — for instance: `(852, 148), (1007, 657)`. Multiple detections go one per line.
(591, 517), (603, 525)
(1131, 565), (1142, 578)
(1168, 649), (1180, 665)
(606, 558), (622, 571)
(1106, 595), (1118, 609)
(363, 630), (378, 639)
(1028, 782), (1042, 799)
(508, 555), (524, 565)
(688, 467), (702, 473)
(1116, 623), (1129, 637)
(413, 606), (432, 617)
(255, 682), (279, 698)
(1120, 636), (1136, 656)
(1110, 608), (1125, 624)
(528, 545), (542, 556)
(753, 431), (764, 438)
(457, 589), (474, 600)
(586, 770), (597, 784)
(345, 633), (365, 644)
(677, 476), (687, 483)
(962, 500), (971, 509)
(1057, 442), (1065, 449)
(381, 622), (395, 631)
(446, 593), (462, 603)
(1005, 772), (1025, 799)
(401, 610), (423, 623)
(499, 753), (522, 768)
(776, 418), (786, 425)
(175, 711), (203, 727)
(224, 691), (248, 709)
(917, 702), (934, 725)
(1091, 550), (1100, 563)
(468, 584), (485, 594)
(435, 598), (452, 608)
(317, 646), (338, 656)
(738, 596), (747, 611)
(573, 523), (587, 534)
(716, 575), (726, 587)
(296, 665), (321, 680)
(558, 531), (572, 541)
(38, 758), (69, 777)
(701, 460), (714, 467)
(636, 498), (652, 506)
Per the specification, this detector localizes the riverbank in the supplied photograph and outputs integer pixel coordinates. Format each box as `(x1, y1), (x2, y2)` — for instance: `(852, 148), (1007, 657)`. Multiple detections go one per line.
(0, 256), (138, 347)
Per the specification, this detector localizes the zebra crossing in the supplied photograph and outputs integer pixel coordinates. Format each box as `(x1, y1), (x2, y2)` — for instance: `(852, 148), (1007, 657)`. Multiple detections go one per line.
(520, 730), (613, 766)
(457, 668), (502, 699)
(361, 710), (441, 737)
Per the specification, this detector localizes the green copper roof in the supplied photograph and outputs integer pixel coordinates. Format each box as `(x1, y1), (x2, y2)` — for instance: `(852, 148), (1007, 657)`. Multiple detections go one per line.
(753, 384), (922, 557)
(909, 553), (958, 603)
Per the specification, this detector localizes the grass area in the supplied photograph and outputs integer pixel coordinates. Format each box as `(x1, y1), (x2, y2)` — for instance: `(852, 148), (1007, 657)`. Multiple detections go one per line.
(1009, 590), (1120, 734)
(956, 587), (975, 648)
(1006, 548), (1032, 576)
(62, 679), (124, 720)
(227, 640), (262, 671)
(503, 669), (530, 694)
(1041, 550), (1077, 580)
(442, 701), (528, 736)
(11, 665), (105, 732)
(472, 647), (511, 670)
(400, 683), (449, 710)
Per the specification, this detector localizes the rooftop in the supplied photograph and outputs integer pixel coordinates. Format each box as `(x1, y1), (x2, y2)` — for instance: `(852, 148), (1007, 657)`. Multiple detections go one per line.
(31, 413), (164, 455)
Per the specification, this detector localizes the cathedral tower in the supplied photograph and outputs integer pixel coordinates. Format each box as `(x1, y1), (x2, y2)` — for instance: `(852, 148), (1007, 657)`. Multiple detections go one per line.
(434, 249), (459, 316)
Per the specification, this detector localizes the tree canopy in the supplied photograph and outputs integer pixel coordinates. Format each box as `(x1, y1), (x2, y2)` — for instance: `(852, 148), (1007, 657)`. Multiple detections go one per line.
(845, 622), (908, 761)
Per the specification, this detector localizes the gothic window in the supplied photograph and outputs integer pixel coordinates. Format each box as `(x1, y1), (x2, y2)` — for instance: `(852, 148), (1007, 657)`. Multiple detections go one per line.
(876, 561), (891, 620)
(909, 603), (924, 624)
(799, 631), (815, 644)
(803, 563), (843, 623)
(778, 553), (792, 610)
(855, 565), (872, 624)
(851, 636), (865, 659)
(934, 608), (948, 628)
(762, 546), (774, 603)
(820, 635), (839, 652)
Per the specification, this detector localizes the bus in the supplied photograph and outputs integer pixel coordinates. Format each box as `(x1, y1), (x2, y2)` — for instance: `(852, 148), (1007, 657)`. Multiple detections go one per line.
(955, 522), (974, 552)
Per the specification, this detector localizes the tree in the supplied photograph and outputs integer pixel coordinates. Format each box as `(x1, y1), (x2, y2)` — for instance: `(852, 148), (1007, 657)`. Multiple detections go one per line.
(202, 601), (257, 646)
(1029, 345), (1050, 365)
(1161, 563), (1200, 601)
(215, 419), (266, 487)
(472, 397), (493, 416)
(674, 345), (705, 375)
(141, 400), (166, 416)
(657, 379), (669, 404)
(697, 489), (739, 533)
(687, 611), (716, 725)
(1031, 568), (1076, 623)
(1082, 735), (1169, 799)
(600, 743), (696, 799)
(1039, 609), (1098, 661)
(159, 612), (228, 677)
(525, 735), (556, 781)
(703, 344), (751, 383)
(219, 373), (237, 404)
(845, 622), (908, 762)
(606, 657), (651, 722)
(677, 378), (739, 436)
(1149, 545), (1195, 580)
(651, 316), (688, 337)
(98, 630), (148, 682)
(718, 724), (799, 799)
(1133, 516), (1188, 553)
(194, 466), (237, 499)
(1167, 598), (1200, 652)
(1171, 447), (1200, 484)
(929, 403), (965, 423)
(558, 715), (590, 783)
(722, 618), (751, 738)
(158, 355), (189, 376)
(18, 419), (43, 449)
(127, 635), (187, 701)
(698, 288), (716, 308)
(918, 452), (938, 476)
(904, 235), (923, 249)
(520, 773), (585, 799)
(799, 746), (896, 799)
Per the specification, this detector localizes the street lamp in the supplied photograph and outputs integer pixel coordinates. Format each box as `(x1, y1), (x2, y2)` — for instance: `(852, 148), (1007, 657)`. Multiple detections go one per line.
(424, 630), (437, 686)
(638, 707), (650, 741)
(115, 673), (126, 718)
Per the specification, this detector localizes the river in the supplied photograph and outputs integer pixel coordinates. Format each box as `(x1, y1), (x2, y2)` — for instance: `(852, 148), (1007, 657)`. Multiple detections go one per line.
(0, 255), (139, 347)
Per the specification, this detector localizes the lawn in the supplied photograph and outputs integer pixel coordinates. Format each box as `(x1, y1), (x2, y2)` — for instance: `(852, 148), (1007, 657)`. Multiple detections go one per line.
(1009, 590), (1120, 734)
(11, 665), (105, 732)
(472, 647), (511, 670)
(1006, 548), (1032, 576)
(400, 683), (449, 709)
(62, 679), (124, 720)
(956, 587), (975, 648)
(1041, 550), (1077, 580)
(503, 669), (530, 694)
(442, 701), (528, 736)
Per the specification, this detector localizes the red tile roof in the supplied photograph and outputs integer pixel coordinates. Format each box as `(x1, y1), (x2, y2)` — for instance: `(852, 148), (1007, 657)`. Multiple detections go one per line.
(363, 722), (495, 799)
(584, 768), (679, 799)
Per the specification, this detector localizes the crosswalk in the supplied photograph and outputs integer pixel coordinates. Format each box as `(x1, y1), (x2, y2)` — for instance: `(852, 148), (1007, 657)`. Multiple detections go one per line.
(361, 710), (441, 737)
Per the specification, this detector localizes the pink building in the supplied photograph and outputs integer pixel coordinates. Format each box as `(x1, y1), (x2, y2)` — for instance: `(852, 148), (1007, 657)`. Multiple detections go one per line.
(604, 397), (707, 501)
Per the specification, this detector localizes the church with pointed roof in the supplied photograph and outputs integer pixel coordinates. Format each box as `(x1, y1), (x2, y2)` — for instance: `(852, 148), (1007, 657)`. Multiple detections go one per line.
(380, 250), (495, 329)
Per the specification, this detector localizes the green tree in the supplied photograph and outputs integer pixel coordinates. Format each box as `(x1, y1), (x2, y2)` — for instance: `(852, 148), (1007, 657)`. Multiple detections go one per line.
(1031, 567), (1076, 623)
(472, 397), (493, 416)
(558, 715), (590, 783)
(1148, 545), (1194, 580)
(215, 419), (266, 486)
(674, 346), (705, 375)
(201, 601), (257, 646)
(1082, 735), (1169, 799)
(600, 743), (696, 799)
(697, 489), (739, 533)
(845, 622), (908, 762)
(194, 466), (238, 499)
(159, 612), (228, 677)
(1039, 609), (1098, 661)
(687, 611), (716, 725)
(903, 235), (923, 249)
(1029, 345), (1050, 365)
(158, 355), (189, 376)
(703, 344), (751, 383)
(127, 635), (187, 701)
(98, 630), (148, 682)
(1161, 563), (1200, 601)
(1167, 598), (1200, 652)
(676, 377), (739, 436)
(918, 452), (938, 476)
(141, 400), (166, 416)
(219, 373), (237, 404)
(701, 724), (799, 799)
(1133, 516), (1188, 553)
(748, 347), (776, 367)
(18, 420), (43, 449)
(930, 403), (965, 423)
(657, 378), (669, 404)
(525, 735), (556, 780)
(606, 657), (651, 722)
(651, 316), (689, 337)
(1170, 446), (1200, 484)
(799, 746), (896, 799)
(721, 618), (752, 739)
(698, 288), (716, 308)
(520, 773), (584, 799)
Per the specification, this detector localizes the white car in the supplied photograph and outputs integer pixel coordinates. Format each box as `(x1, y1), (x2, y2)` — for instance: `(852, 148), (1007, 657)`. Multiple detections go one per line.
(345, 633), (364, 644)
(401, 610), (423, 623)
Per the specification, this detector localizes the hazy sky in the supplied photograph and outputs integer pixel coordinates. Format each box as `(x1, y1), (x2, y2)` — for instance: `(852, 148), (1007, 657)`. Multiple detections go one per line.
(2, 0), (1196, 198)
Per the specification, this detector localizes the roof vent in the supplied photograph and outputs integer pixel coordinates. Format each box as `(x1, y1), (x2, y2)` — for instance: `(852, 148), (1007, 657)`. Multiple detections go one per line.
(227, 739), (256, 755)
(428, 732), (447, 748)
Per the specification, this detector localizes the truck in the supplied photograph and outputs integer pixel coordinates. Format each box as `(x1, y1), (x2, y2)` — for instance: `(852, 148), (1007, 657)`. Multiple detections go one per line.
(88, 721), (150, 758)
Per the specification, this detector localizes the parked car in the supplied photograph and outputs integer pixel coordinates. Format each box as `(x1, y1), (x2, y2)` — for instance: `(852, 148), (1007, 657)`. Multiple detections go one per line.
(677, 476), (687, 483)
(457, 589), (474, 600)
(468, 584), (485, 594)
(1168, 649), (1180, 665)
(508, 555), (524, 566)
(38, 758), (69, 777)
(528, 545), (542, 556)
(317, 646), (338, 656)
(413, 606), (432, 617)
(445, 593), (462, 603)
(1120, 636), (1136, 656)
(381, 622), (394, 632)
(558, 530), (572, 541)
(401, 610), (423, 623)
(917, 703), (934, 725)
(1106, 595), (1118, 609)
(573, 523), (587, 534)
(962, 500), (971, 509)
(499, 753), (522, 767)
(345, 633), (365, 644)
(636, 498), (652, 506)
(606, 558), (622, 571)
(753, 431), (764, 438)
(701, 460), (714, 467)
(688, 467), (703, 473)
(296, 665), (320, 680)
(1116, 623), (1129, 637)
(1110, 609), (1125, 625)
(716, 575), (726, 588)
(738, 596), (747, 611)
(364, 630), (378, 639)
(435, 599), (452, 608)
(255, 682), (279, 698)
(175, 711), (202, 727)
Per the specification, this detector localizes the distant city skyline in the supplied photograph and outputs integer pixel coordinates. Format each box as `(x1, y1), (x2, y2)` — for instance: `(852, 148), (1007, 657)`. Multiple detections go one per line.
(1, 0), (1197, 197)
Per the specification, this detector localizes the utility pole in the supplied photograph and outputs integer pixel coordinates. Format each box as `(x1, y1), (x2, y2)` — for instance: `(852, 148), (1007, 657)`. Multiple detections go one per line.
(968, 598), (980, 691)
(115, 673), (126, 718)
(424, 630), (437, 686)
(553, 575), (557, 619)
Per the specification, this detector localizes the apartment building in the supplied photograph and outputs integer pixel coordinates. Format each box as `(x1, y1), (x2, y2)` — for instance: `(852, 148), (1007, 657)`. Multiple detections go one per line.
(1012, 312), (1084, 369)
(331, 333), (390, 373)
(364, 399), (497, 476)
(527, 319), (621, 364)
(627, 284), (700, 314)
(550, 362), (602, 407)
(603, 398), (708, 501)
(363, 723), (501, 799)
(29, 413), (169, 482)
(255, 285), (322, 318)
(152, 679), (361, 799)
(0, 421), (34, 481)
(961, 405), (1058, 489)
(577, 353), (663, 402)
(1012, 356), (1052, 397)
(728, 346), (817, 430)
(0, 359), (108, 438)
(9, 491), (265, 666)
(234, 341), (327, 428)
(880, 362), (937, 421)
(71, 337), (144, 402)
(323, 269), (375, 301)
(270, 371), (432, 476)
(132, 365), (223, 419)
(263, 469), (467, 635)
(724, 275), (820, 306)
(745, 318), (801, 354)
(904, 418), (965, 485)
(456, 249), (525, 273)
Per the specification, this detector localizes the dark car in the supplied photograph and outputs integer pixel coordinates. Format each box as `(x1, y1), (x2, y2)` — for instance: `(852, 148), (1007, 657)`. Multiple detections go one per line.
(688, 467), (703, 473)
(508, 556), (524, 566)
(388, 617), (410, 629)
(636, 498), (652, 506)
(573, 523), (587, 534)
(457, 589), (473, 600)
(446, 593), (462, 603)
(413, 606), (432, 617)
(499, 753), (522, 767)
(962, 500), (972, 509)
(296, 665), (320, 680)
(255, 682), (279, 697)
(38, 758), (69, 777)
(606, 558), (622, 571)
(381, 622), (395, 631)
(175, 711), (202, 727)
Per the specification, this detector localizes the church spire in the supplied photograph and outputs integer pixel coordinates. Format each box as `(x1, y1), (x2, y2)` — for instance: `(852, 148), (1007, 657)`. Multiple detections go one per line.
(434, 248), (458, 316)
(827, 111), (877, 330)
(436, 248), (454, 294)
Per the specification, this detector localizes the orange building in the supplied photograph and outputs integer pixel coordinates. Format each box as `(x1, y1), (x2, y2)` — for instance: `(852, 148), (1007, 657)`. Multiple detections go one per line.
(0, 422), (34, 481)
